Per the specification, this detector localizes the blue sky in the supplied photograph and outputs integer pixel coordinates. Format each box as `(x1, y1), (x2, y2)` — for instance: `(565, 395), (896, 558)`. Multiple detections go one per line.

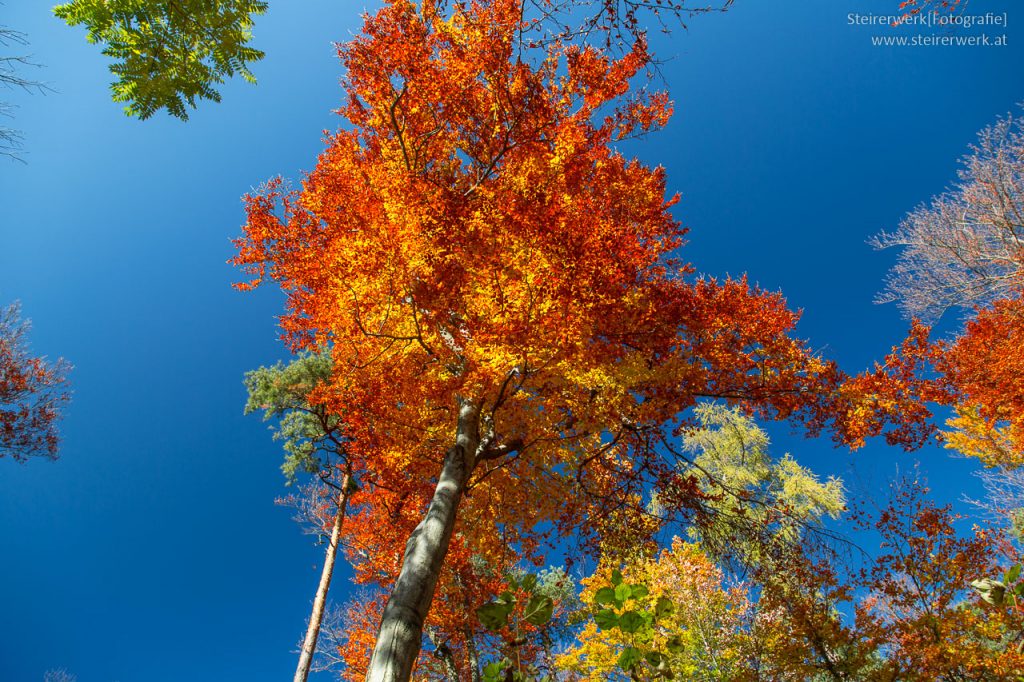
(1, 1), (1021, 680)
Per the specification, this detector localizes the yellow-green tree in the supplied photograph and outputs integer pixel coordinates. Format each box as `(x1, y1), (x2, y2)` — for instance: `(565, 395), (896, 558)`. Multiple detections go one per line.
(657, 404), (846, 568)
(557, 539), (752, 681)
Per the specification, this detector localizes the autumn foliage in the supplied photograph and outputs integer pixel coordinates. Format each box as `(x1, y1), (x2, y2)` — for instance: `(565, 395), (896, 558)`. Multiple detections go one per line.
(746, 482), (1024, 680)
(558, 538), (752, 680)
(231, 0), (970, 677)
(853, 490), (1024, 679)
(937, 295), (1024, 467)
(559, 480), (1024, 681)
(848, 293), (1024, 470)
(0, 302), (70, 462)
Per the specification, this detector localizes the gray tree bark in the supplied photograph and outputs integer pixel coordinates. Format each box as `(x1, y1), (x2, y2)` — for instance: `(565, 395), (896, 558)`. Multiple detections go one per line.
(294, 472), (352, 682)
(365, 400), (480, 682)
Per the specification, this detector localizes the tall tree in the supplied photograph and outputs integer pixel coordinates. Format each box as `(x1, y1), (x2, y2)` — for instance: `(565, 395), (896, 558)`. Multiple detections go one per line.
(746, 477), (1024, 681)
(851, 483), (1024, 680)
(559, 407), (848, 681)
(563, 480), (1024, 681)
(244, 352), (356, 682)
(0, 302), (70, 461)
(233, 1), (922, 679)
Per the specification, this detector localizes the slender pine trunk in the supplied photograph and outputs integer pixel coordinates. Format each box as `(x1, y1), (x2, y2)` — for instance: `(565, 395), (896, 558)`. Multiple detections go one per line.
(365, 400), (479, 682)
(294, 472), (352, 682)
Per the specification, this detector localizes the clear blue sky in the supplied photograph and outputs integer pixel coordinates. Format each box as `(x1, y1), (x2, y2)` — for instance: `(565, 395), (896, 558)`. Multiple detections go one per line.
(1, 1), (1020, 680)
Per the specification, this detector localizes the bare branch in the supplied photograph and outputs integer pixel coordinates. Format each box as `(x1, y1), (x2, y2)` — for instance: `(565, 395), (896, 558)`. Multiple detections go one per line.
(0, 23), (50, 161)
(520, 0), (734, 56)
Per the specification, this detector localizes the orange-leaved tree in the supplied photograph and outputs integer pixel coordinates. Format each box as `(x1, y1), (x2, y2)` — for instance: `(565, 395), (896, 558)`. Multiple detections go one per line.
(742, 479), (1024, 680)
(0, 302), (70, 461)
(232, 1), (924, 678)
(852, 483), (1024, 680)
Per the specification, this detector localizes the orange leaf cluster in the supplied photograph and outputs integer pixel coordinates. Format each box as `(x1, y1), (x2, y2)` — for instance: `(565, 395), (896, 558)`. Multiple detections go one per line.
(0, 303), (70, 461)
(938, 295), (1024, 466)
(866, 294), (1024, 467)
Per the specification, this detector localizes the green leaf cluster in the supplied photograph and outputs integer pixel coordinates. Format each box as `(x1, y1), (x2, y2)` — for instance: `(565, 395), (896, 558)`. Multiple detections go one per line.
(475, 570), (570, 682)
(972, 563), (1024, 608)
(476, 573), (556, 633)
(589, 569), (679, 679)
(53, 0), (267, 119)
(243, 351), (345, 483)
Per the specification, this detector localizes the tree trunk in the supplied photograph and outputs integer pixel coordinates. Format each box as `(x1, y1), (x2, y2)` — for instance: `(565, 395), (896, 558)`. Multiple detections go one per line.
(365, 400), (480, 682)
(294, 472), (352, 682)
(463, 621), (482, 682)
